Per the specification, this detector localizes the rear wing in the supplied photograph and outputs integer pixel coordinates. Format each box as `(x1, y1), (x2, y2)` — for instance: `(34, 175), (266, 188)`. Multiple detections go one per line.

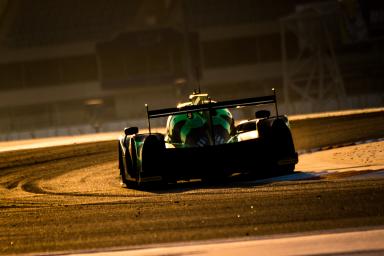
(145, 88), (279, 133)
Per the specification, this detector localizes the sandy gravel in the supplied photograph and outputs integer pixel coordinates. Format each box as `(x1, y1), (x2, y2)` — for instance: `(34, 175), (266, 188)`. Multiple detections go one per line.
(0, 137), (383, 255)
(297, 140), (384, 175)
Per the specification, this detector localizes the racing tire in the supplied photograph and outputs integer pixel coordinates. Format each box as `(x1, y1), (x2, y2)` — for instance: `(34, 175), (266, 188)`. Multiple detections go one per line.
(141, 135), (164, 174)
(139, 135), (166, 189)
(276, 163), (295, 175)
(271, 118), (296, 156)
(118, 144), (128, 187)
(120, 138), (140, 189)
(126, 138), (140, 188)
(119, 143), (137, 188)
(271, 119), (296, 176)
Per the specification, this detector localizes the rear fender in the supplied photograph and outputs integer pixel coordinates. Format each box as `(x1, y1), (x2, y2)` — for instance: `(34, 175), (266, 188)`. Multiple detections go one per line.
(257, 115), (290, 138)
(140, 134), (165, 176)
(118, 142), (124, 171)
(270, 117), (296, 156)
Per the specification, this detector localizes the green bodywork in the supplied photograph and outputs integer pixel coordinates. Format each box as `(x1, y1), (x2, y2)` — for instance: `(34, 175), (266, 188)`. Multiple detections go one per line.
(165, 93), (234, 147)
(130, 93), (235, 171)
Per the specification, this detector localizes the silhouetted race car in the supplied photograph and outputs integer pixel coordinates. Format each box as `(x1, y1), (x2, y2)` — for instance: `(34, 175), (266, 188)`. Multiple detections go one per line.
(118, 89), (298, 188)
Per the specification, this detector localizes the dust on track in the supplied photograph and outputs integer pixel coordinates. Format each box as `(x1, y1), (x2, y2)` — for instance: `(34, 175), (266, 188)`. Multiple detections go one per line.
(0, 140), (384, 255)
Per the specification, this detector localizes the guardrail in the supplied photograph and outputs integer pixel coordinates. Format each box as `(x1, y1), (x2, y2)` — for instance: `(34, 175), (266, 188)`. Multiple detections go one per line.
(289, 108), (384, 151)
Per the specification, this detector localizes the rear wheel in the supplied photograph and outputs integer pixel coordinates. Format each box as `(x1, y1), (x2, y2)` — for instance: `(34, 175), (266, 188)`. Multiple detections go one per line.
(139, 135), (166, 189)
(119, 138), (140, 188)
(126, 138), (139, 188)
(141, 135), (164, 175)
(271, 119), (297, 175)
(276, 163), (295, 175)
(119, 148), (137, 188)
(271, 119), (295, 155)
(121, 166), (133, 188)
(118, 145), (128, 187)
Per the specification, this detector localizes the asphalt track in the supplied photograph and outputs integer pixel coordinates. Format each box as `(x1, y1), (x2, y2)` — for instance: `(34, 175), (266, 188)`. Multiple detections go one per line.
(0, 136), (383, 255)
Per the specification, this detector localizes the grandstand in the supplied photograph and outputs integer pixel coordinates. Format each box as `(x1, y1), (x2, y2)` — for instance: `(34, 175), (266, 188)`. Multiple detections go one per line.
(0, 0), (382, 140)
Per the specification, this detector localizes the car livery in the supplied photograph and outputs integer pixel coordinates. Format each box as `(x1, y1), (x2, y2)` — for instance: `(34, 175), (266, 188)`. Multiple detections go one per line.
(118, 89), (298, 188)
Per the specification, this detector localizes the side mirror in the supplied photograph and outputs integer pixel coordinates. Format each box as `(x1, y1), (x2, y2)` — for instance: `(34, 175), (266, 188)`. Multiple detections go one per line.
(124, 127), (139, 136)
(255, 110), (270, 119)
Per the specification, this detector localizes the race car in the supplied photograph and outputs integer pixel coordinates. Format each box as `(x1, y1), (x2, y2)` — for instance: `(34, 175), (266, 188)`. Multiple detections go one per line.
(118, 89), (298, 188)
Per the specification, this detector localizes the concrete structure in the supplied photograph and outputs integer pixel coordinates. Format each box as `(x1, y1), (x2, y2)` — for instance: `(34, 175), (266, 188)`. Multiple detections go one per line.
(0, 0), (383, 140)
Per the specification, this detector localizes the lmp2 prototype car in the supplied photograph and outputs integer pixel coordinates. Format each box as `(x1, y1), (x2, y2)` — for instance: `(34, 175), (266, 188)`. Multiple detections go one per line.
(118, 89), (298, 188)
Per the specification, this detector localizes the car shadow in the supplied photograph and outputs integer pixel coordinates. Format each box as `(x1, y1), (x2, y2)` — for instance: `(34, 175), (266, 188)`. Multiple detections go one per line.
(133, 171), (320, 194)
